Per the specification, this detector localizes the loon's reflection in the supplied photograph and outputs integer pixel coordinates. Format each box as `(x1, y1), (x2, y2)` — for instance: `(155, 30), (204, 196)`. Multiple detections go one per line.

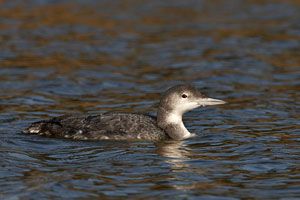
(155, 140), (212, 191)
(155, 140), (191, 167)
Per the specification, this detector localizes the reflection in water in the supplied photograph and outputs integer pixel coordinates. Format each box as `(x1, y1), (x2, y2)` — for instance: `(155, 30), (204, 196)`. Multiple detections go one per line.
(156, 141), (194, 191)
(0, 0), (300, 199)
(156, 141), (190, 167)
(157, 141), (188, 158)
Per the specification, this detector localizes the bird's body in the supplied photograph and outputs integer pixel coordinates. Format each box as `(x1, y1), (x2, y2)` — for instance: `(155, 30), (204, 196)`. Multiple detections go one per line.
(25, 112), (168, 141)
(23, 84), (226, 141)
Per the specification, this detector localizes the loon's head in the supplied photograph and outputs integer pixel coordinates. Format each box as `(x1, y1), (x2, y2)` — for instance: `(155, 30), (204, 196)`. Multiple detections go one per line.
(157, 84), (226, 140)
(158, 84), (225, 115)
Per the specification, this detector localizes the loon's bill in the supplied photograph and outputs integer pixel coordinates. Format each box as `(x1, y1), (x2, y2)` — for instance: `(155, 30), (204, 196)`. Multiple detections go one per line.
(197, 98), (226, 106)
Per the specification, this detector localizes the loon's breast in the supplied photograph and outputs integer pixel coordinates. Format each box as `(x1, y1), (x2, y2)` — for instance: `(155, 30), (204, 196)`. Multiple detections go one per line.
(23, 112), (168, 141)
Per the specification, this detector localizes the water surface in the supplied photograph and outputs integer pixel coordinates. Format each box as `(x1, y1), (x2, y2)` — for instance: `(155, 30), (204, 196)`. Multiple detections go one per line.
(0, 0), (300, 199)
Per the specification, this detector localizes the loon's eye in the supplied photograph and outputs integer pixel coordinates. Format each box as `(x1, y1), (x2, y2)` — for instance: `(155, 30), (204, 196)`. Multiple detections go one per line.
(182, 94), (188, 98)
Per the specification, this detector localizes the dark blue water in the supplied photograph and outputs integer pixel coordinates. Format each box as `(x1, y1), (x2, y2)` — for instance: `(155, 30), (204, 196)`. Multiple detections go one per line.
(0, 0), (299, 199)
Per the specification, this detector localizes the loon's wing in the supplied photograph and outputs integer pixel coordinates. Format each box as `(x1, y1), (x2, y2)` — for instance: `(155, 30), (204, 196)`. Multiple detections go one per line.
(82, 112), (163, 140)
(23, 113), (165, 140)
(23, 114), (93, 138)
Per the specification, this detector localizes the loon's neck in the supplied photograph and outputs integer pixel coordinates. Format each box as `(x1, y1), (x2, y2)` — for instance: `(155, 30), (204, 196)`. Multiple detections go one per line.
(157, 107), (192, 140)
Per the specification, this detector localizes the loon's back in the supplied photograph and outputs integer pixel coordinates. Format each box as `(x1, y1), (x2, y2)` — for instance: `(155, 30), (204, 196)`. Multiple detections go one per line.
(23, 112), (168, 141)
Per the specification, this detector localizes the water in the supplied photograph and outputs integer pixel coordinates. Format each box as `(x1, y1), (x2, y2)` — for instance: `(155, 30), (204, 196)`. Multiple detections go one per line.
(0, 0), (299, 199)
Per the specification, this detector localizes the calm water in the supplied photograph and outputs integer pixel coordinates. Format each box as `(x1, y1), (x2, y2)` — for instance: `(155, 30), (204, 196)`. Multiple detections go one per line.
(0, 0), (300, 199)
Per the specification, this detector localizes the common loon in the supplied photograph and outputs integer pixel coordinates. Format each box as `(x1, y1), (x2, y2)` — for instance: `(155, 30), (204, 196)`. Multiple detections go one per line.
(23, 84), (226, 141)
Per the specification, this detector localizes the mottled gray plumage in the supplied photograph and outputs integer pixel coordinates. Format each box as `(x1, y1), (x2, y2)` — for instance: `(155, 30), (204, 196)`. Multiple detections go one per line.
(24, 112), (168, 141)
(23, 84), (226, 141)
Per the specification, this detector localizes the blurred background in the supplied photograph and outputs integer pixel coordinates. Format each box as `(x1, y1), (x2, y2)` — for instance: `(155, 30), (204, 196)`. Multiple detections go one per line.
(0, 0), (299, 199)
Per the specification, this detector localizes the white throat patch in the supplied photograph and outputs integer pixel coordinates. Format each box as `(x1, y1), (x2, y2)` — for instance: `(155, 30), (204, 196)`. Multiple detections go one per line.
(165, 113), (182, 124)
(165, 112), (192, 139)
